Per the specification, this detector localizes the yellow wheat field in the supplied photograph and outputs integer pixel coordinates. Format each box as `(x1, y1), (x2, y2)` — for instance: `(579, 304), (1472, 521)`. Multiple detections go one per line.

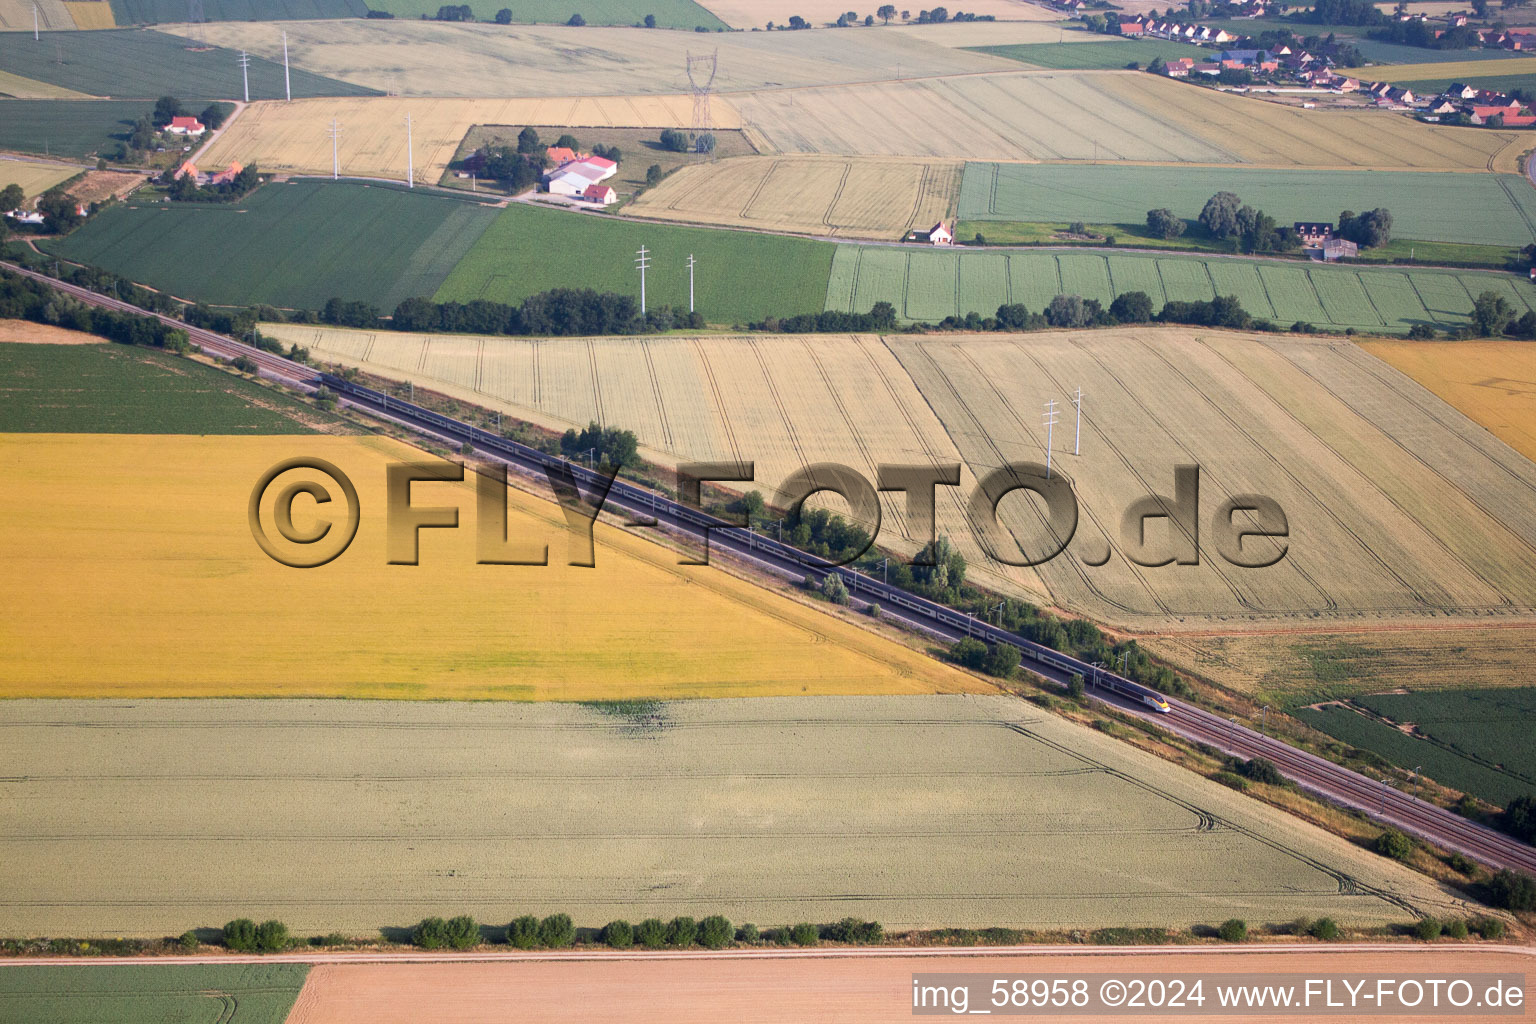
(1359, 339), (1536, 463)
(266, 325), (1536, 633)
(735, 70), (1524, 169)
(61, 0), (113, 27)
(0, 70), (94, 99)
(1376, 56), (1536, 83)
(201, 96), (729, 183)
(625, 155), (961, 238)
(0, 156), (85, 197)
(698, 0), (1062, 29)
(0, 432), (992, 699)
(0, 0), (70, 30)
(164, 19), (1017, 97)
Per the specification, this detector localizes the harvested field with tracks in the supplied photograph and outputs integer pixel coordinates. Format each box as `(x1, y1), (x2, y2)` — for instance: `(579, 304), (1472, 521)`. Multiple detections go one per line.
(624, 156), (961, 238)
(170, 19), (1014, 97)
(270, 325), (1536, 632)
(735, 69), (1523, 169)
(0, 433), (982, 699)
(0, 695), (1462, 935)
(199, 96), (717, 183)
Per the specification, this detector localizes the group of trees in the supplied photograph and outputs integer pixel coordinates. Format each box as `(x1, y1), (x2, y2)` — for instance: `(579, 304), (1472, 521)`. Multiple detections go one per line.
(1335, 208), (1393, 248)
(395, 914), (880, 950)
(433, 4), (473, 19)
(560, 421), (640, 469)
(1370, 18), (1482, 48)
(1196, 191), (1301, 253)
(1471, 289), (1536, 337)
(0, 268), (188, 349)
(756, 301), (897, 334)
(222, 919), (290, 952)
(659, 128), (715, 153)
(382, 290), (704, 338)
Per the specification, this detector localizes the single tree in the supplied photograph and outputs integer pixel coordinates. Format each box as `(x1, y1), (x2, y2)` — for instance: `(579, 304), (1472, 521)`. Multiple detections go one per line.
(698, 915), (734, 949)
(643, 12), (656, 24)
(538, 913), (575, 948)
(507, 915), (540, 949)
(1109, 290), (1154, 323)
(1199, 191), (1242, 238)
(1218, 918), (1247, 942)
(603, 920), (634, 948)
(1146, 207), (1185, 240)
(495, 7), (512, 21)
(1046, 293), (1089, 327)
(516, 126), (541, 154)
(1472, 290), (1515, 336)
(878, 2), (896, 19)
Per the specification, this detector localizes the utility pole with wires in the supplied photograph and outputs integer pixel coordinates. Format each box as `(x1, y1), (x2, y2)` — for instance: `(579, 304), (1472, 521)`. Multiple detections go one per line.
(1072, 386), (1082, 456)
(686, 254), (696, 313)
(239, 51), (251, 103)
(327, 119), (342, 180)
(635, 246), (650, 313)
(1043, 399), (1059, 478)
(282, 30), (291, 102)
(404, 114), (414, 187)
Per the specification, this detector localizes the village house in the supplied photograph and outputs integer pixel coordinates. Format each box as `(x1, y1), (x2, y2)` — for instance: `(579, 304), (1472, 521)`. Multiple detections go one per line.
(581, 182), (617, 206)
(209, 161), (243, 186)
(1117, 18), (1144, 34)
(545, 146), (581, 166)
(166, 115), (205, 137)
(172, 160), (200, 182)
(1294, 222), (1333, 246)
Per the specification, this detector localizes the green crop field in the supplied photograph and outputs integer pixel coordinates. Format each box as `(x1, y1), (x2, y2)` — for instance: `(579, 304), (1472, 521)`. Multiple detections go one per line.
(0, 964), (308, 1024)
(957, 163), (1536, 247)
(971, 38), (1216, 69)
(1356, 688), (1536, 800)
(0, 99), (156, 160)
(436, 203), (834, 324)
(361, 0), (726, 28)
(1380, 71), (1536, 96)
(0, 31), (376, 100)
(1352, 37), (1526, 64)
(1297, 702), (1534, 806)
(110, 0), (365, 23)
(44, 181), (501, 311)
(823, 244), (1536, 330)
(0, 342), (343, 433)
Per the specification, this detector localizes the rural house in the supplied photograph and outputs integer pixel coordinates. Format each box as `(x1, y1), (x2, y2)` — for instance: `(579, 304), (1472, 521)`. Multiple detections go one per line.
(582, 182), (617, 205)
(209, 161), (244, 186)
(926, 221), (953, 245)
(543, 155), (619, 196)
(1320, 238), (1358, 260)
(1294, 222), (1332, 245)
(166, 116), (205, 136)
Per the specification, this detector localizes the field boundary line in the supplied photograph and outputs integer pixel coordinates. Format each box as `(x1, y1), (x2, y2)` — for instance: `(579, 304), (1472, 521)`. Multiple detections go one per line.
(639, 342), (676, 450)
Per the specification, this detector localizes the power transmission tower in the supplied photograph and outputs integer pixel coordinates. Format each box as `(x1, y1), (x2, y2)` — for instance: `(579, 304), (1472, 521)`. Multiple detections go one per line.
(186, 0), (205, 46)
(635, 246), (650, 313)
(1072, 386), (1082, 456)
(282, 30), (291, 102)
(686, 253), (696, 313)
(404, 114), (413, 187)
(327, 119), (342, 180)
(238, 51), (251, 103)
(685, 50), (717, 158)
(1043, 399), (1059, 478)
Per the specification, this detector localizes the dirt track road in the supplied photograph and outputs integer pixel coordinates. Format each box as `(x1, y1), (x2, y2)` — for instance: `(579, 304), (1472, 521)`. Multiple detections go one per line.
(271, 946), (1534, 1024)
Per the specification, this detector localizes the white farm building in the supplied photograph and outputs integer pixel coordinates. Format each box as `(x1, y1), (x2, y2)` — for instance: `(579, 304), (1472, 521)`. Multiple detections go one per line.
(544, 155), (617, 197)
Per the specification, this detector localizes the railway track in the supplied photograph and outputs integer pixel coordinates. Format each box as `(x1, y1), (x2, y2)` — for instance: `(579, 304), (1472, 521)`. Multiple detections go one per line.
(10, 259), (1536, 878)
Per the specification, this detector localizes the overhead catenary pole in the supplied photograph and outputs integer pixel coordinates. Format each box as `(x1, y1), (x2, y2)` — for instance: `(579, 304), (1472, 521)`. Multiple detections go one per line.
(239, 51), (251, 103)
(1073, 385), (1082, 456)
(1043, 399), (1059, 478)
(404, 114), (413, 187)
(635, 245), (650, 313)
(282, 30), (291, 102)
(686, 253), (696, 313)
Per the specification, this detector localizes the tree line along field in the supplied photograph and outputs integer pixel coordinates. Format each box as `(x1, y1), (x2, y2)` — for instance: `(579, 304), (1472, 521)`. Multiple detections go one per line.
(268, 324), (1536, 633)
(0, 696), (1461, 935)
(1296, 692), (1536, 807)
(0, 965), (309, 1024)
(198, 96), (718, 184)
(958, 163), (1536, 247)
(109, 0), (363, 23)
(0, 99), (161, 160)
(43, 181), (502, 311)
(823, 245), (1536, 331)
(972, 38), (1217, 69)
(0, 30), (376, 100)
(624, 155), (961, 239)
(1, 432), (982, 699)
(1359, 339), (1536, 463)
(171, 19), (1015, 97)
(733, 70), (1523, 170)
(434, 202), (834, 323)
(363, 0), (726, 27)
(0, 340), (345, 433)
(698, 0), (1063, 29)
